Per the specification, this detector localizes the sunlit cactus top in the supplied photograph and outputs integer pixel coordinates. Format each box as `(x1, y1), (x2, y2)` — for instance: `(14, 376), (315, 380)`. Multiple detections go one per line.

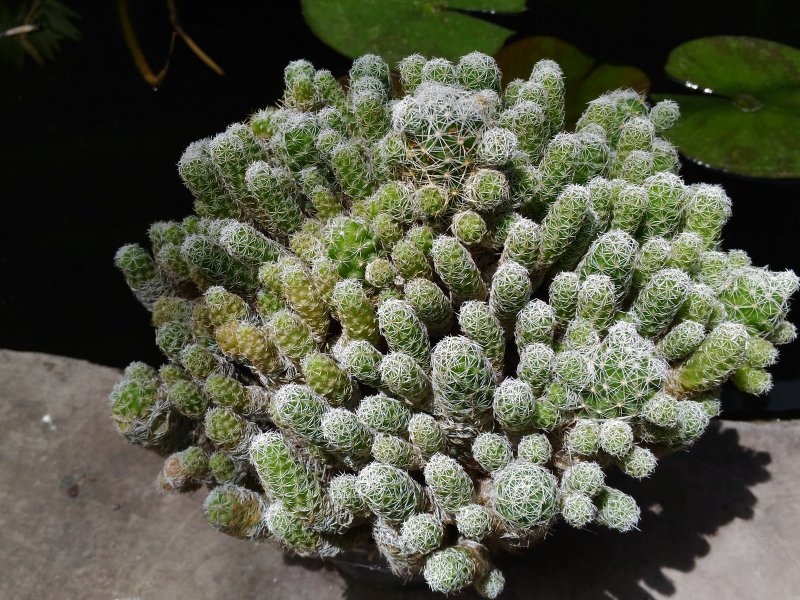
(111, 51), (798, 597)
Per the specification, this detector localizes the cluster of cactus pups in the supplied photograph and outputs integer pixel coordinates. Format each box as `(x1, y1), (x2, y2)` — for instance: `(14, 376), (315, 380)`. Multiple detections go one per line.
(111, 51), (798, 596)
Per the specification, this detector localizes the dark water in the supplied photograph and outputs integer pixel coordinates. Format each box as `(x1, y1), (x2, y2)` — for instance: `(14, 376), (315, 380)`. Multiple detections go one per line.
(2, 0), (798, 415)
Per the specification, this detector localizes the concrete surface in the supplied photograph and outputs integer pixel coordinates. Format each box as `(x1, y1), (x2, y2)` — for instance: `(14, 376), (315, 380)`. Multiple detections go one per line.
(0, 349), (798, 600)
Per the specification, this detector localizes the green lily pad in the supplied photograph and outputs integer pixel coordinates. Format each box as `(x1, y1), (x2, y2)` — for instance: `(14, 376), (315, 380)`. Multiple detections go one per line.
(495, 36), (650, 127)
(654, 36), (800, 179)
(301, 0), (525, 67)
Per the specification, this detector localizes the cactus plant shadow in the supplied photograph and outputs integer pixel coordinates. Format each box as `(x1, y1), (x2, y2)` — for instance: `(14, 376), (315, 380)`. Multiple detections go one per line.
(331, 420), (770, 599)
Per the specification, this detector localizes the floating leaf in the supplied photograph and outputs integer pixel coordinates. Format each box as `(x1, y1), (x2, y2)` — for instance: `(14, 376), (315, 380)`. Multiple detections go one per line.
(495, 36), (650, 127)
(301, 0), (525, 67)
(654, 36), (800, 179)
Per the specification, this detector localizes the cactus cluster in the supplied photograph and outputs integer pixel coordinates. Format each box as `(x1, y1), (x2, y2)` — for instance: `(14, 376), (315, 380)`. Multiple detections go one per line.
(111, 52), (797, 597)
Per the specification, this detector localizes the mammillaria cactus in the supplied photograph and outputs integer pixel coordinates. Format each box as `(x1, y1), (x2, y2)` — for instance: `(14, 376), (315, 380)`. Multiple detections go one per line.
(111, 51), (798, 596)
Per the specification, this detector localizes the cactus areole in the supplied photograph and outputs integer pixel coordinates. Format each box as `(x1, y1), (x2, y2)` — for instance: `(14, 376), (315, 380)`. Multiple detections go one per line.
(112, 52), (798, 597)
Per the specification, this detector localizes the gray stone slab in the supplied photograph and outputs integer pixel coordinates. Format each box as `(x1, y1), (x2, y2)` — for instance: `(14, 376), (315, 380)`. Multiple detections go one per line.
(0, 349), (798, 600)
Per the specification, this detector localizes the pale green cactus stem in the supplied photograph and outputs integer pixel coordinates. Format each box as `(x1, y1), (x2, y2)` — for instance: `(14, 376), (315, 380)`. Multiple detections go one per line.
(675, 322), (749, 395)
(301, 352), (356, 407)
(596, 487), (640, 532)
(640, 172), (685, 239)
(517, 433), (552, 465)
(356, 393), (411, 436)
(610, 183), (647, 235)
(269, 310), (317, 363)
(576, 274), (616, 331)
(208, 451), (247, 485)
(633, 236), (672, 289)
(673, 400), (711, 446)
(155, 321), (192, 361)
(657, 320), (706, 361)
(310, 257), (340, 303)
(683, 184), (732, 249)
(271, 385), (329, 448)
(492, 377), (537, 436)
(168, 379), (210, 419)
(205, 406), (258, 454)
(537, 184), (589, 271)
(219, 221), (283, 265)
(669, 231), (704, 272)
(204, 484), (269, 539)
(560, 493), (596, 528)
(357, 462), (424, 523)
(432, 236), (487, 303)
(620, 446), (657, 479)
(459, 301), (506, 375)
(159, 446), (210, 492)
(423, 542), (492, 594)
(214, 320), (276, 373)
(564, 419), (601, 456)
(456, 503), (495, 542)
(401, 512), (445, 555)
(630, 268), (691, 338)
(720, 267), (799, 335)
(472, 433), (514, 473)
(330, 279), (379, 345)
(372, 433), (417, 469)
(404, 278), (454, 338)
(598, 419), (634, 458)
(649, 99), (680, 132)
(265, 502), (335, 557)
(249, 432), (328, 527)
(489, 260), (532, 328)
(331, 140), (375, 200)
(514, 300), (556, 349)
(452, 210), (487, 246)
(585, 323), (667, 417)
(491, 461), (559, 529)
(321, 408), (373, 464)
(553, 350), (594, 393)
(365, 258), (398, 289)
(204, 285), (250, 327)
(329, 474), (369, 516)
(548, 271), (580, 327)
(641, 392), (679, 428)
(339, 340), (383, 388)
(578, 229), (639, 302)
(516, 342), (554, 395)
(500, 101), (547, 161)
(731, 365), (773, 395)
(377, 299), (431, 366)
(561, 461), (604, 497)
(280, 262), (329, 340)
(244, 162), (303, 237)
(424, 453), (475, 513)
(181, 233), (258, 294)
(744, 336), (779, 369)
(431, 336), (496, 426)
(325, 217), (379, 279)
(500, 217), (540, 273)
(379, 352), (431, 406)
(679, 283), (721, 328)
(408, 413), (447, 457)
(178, 139), (239, 218)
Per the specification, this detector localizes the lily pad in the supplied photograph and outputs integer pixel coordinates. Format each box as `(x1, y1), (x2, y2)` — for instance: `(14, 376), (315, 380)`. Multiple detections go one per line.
(301, 0), (525, 67)
(495, 36), (650, 127)
(654, 36), (800, 179)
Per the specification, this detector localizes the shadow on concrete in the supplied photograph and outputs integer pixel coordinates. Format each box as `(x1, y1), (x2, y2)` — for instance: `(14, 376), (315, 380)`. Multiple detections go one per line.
(330, 421), (771, 599)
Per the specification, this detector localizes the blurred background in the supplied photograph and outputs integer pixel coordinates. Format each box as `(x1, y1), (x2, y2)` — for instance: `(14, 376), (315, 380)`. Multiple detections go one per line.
(2, 0), (799, 417)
